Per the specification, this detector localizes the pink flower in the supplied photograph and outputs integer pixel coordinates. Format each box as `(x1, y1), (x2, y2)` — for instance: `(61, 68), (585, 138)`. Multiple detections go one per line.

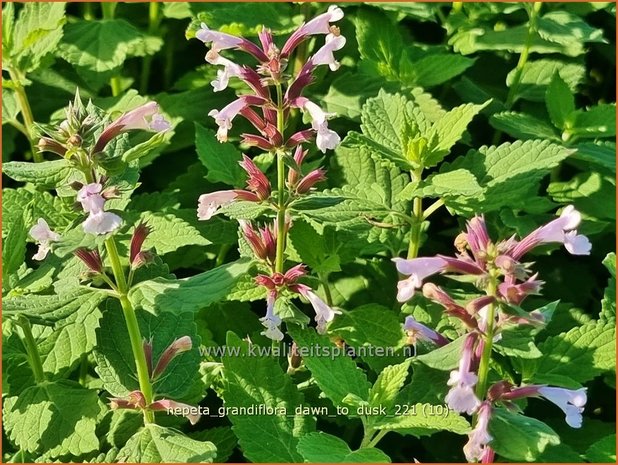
(312, 33), (346, 71)
(463, 401), (493, 462)
(196, 23), (268, 62)
(281, 5), (344, 57)
(77, 183), (106, 214)
(292, 97), (340, 153)
(260, 291), (284, 341)
(403, 316), (448, 346)
(241, 220), (277, 263)
(239, 154), (271, 200)
(497, 273), (544, 305)
(209, 98), (248, 142)
(394, 257), (448, 301)
(149, 399), (201, 425)
(296, 169), (327, 194)
(445, 333), (481, 414)
(152, 336), (193, 379)
(206, 49), (243, 92)
(83, 211), (122, 235)
(538, 387), (587, 428)
(29, 218), (61, 261)
(511, 205), (591, 258)
(197, 191), (240, 220)
(94, 102), (170, 152)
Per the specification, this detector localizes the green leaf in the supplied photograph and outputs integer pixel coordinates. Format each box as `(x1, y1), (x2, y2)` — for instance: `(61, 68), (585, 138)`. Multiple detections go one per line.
(372, 403), (470, 436)
(117, 424), (217, 463)
(287, 220), (341, 274)
(508, 58), (585, 103)
(530, 322), (616, 384)
(329, 304), (406, 349)
(546, 74), (576, 129)
(494, 326), (543, 359)
(415, 335), (466, 370)
(355, 8), (403, 81)
(570, 104), (617, 139)
(423, 169), (484, 198)
(3, 380), (100, 457)
(3, 188), (74, 234)
(95, 302), (200, 398)
(424, 100), (490, 167)
(2, 160), (73, 188)
(2, 212), (27, 284)
(297, 432), (391, 463)
(601, 253), (616, 323)
(3, 287), (107, 326)
(59, 19), (161, 72)
(136, 211), (211, 255)
(195, 123), (246, 187)
(445, 140), (574, 213)
(585, 434), (616, 463)
(128, 259), (251, 314)
(490, 112), (559, 140)
(406, 54), (475, 88)
(221, 332), (313, 463)
(548, 171), (616, 221)
(289, 327), (371, 407)
(2, 88), (20, 123)
(369, 360), (411, 409)
(189, 427), (237, 463)
(39, 302), (102, 378)
(488, 409), (560, 461)
(9, 2), (66, 74)
(574, 141), (616, 173)
(537, 11), (606, 50)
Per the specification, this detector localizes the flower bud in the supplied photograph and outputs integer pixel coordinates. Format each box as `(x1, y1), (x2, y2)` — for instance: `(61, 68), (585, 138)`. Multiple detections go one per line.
(74, 248), (103, 274)
(296, 168), (326, 194)
(152, 336), (193, 379)
(130, 222), (151, 265)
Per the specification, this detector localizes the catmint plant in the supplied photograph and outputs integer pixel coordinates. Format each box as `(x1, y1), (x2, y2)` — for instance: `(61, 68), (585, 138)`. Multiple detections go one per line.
(395, 206), (592, 462)
(195, 6), (345, 340)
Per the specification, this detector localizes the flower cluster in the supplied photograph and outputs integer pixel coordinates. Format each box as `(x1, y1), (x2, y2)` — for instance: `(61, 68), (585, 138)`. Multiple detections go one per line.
(196, 7), (347, 340)
(394, 206), (591, 462)
(196, 5), (344, 152)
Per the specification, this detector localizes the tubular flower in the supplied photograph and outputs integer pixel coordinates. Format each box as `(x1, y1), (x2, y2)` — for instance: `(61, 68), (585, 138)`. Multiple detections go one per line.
(206, 49), (244, 92)
(538, 387), (587, 428)
(298, 286), (342, 334)
(445, 333), (481, 414)
(463, 401), (493, 462)
(281, 5), (344, 57)
(29, 218), (61, 261)
(403, 316), (448, 346)
(312, 33), (347, 71)
(260, 291), (284, 341)
(77, 183), (122, 235)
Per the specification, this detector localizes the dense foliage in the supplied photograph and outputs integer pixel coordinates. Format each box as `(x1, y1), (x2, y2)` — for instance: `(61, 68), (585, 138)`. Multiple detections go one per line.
(2, 2), (616, 463)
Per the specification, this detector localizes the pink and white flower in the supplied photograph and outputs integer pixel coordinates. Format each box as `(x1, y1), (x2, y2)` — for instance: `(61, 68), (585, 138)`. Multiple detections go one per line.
(77, 183), (106, 214)
(300, 288), (342, 334)
(77, 183), (122, 235)
(206, 49), (243, 92)
(394, 257), (449, 302)
(29, 218), (61, 260)
(463, 401), (493, 462)
(209, 98), (248, 142)
(312, 33), (347, 71)
(83, 212), (122, 235)
(403, 316), (448, 346)
(445, 333), (481, 414)
(299, 99), (341, 153)
(260, 291), (284, 341)
(197, 191), (242, 221)
(281, 5), (344, 57)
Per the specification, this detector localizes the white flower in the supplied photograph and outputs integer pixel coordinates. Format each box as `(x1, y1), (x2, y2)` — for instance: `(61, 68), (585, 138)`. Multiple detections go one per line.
(83, 212), (122, 235)
(208, 98), (248, 142)
(300, 99), (341, 153)
(29, 218), (60, 261)
(196, 23), (243, 50)
(538, 387), (587, 428)
(304, 290), (341, 334)
(77, 183), (106, 214)
(260, 293), (284, 341)
(206, 49), (243, 92)
(312, 33), (346, 71)
(197, 191), (239, 221)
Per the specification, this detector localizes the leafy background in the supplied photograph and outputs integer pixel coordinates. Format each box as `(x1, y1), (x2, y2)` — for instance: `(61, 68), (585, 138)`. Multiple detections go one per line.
(2, 2), (616, 463)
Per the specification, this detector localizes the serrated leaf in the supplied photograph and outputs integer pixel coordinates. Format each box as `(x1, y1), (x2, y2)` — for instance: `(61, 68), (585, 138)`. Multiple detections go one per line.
(509, 59), (585, 103)
(59, 19), (161, 73)
(10, 2), (66, 74)
(297, 432), (391, 463)
(445, 140), (574, 213)
(369, 360), (411, 409)
(221, 332), (313, 463)
(195, 123), (246, 187)
(287, 220), (341, 274)
(425, 169), (484, 197)
(117, 424), (217, 463)
(490, 111), (559, 140)
(3, 380), (100, 457)
(3, 160), (73, 188)
(189, 427), (237, 463)
(372, 403), (470, 435)
(415, 335), (466, 371)
(546, 74), (576, 129)
(137, 211), (211, 255)
(329, 304), (406, 349)
(530, 322), (616, 384)
(3, 213), (27, 285)
(424, 101), (490, 167)
(3, 287), (107, 326)
(570, 104), (617, 139)
(601, 253), (616, 323)
(3, 188), (75, 234)
(95, 302), (200, 398)
(488, 408), (560, 461)
(406, 54), (475, 88)
(574, 141), (616, 173)
(289, 327), (371, 407)
(128, 259), (251, 314)
(494, 326), (543, 359)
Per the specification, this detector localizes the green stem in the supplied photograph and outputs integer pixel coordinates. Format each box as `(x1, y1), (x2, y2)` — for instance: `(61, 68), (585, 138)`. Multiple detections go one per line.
(16, 317), (45, 383)
(406, 170), (424, 259)
(101, 3), (122, 96)
(474, 278), (498, 400)
(493, 2), (542, 144)
(82, 2), (95, 20)
(139, 2), (162, 94)
(78, 354), (89, 386)
(423, 198), (444, 220)
(367, 429), (388, 448)
(105, 237), (155, 424)
(216, 243), (232, 267)
(8, 67), (41, 162)
(274, 83), (288, 274)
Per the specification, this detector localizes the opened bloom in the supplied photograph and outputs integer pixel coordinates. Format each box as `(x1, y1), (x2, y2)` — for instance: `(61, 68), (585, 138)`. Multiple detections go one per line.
(206, 49), (243, 92)
(77, 183), (122, 235)
(296, 98), (340, 153)
(403, 316), (448, 346)
(312, 33), (346, 71)
(261, 291), (284, 341)
(29, 218), (61, 260)
(445, 333), (481, 414)
(300, 287), (342, 334)
(394, 257), (448, 302)
(538, 386), (587, 428)
(463, 401), (493, 462)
